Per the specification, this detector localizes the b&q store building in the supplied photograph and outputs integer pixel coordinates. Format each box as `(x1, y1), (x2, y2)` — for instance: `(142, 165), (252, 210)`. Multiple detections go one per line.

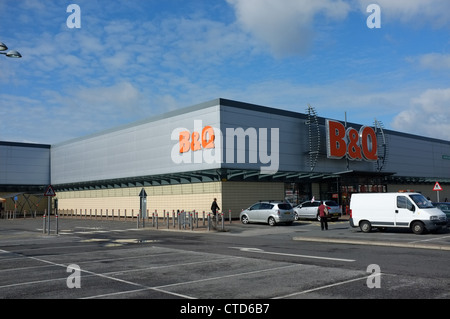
(1, 98), (450, 217)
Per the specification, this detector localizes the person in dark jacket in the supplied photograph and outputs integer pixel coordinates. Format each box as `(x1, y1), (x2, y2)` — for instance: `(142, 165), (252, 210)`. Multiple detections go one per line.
(211, 198), (220, 215)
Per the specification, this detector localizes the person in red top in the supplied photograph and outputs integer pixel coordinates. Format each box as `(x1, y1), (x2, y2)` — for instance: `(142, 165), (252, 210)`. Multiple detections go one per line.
(318, 201), (328, 231)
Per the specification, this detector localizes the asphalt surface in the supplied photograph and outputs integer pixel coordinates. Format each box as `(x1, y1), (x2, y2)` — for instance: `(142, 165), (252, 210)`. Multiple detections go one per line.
(0, 215), (449, 304)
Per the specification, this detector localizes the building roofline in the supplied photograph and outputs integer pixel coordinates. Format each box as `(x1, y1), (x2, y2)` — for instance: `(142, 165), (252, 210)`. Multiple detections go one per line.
(0, 141), (51, 149)
(220, 98), (450, 145)
(52, 97), (450, 147)
(52, 98), (222, 147)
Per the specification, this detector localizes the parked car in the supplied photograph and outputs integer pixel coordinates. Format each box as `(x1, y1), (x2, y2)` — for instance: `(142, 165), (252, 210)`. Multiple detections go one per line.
(294, 200), (341, 221)
(433, 202), (450, 225)
(240, 201), (294, 226)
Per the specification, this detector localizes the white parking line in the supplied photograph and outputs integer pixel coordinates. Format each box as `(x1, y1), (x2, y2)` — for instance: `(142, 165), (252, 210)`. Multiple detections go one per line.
(408, 235), (450, 244)
(273, 274), (375, 299)
(230, 247), (355, 262)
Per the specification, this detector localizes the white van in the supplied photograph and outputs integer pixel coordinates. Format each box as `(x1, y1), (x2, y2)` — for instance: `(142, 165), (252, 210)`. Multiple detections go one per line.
(349, 192), (447, 234)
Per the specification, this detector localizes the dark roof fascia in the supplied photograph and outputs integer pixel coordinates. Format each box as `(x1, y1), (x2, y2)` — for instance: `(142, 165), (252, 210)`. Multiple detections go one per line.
(0, 141), (51, 149)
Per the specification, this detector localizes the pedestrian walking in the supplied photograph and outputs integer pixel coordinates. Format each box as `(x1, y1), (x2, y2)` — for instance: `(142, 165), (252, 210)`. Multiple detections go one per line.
(318, 201), (328, 231)
(211, 198), (220, 227)
(211, 198), (220, 215)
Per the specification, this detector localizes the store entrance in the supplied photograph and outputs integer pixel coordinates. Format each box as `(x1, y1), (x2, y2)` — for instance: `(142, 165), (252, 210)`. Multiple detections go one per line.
(283, 171), (393, 214)
(328, 172), (390, 215)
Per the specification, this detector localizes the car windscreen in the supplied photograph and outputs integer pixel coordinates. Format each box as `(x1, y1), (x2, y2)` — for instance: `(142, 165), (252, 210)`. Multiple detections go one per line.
(278, 203), (292, 210)
(409, 194), (434, 208)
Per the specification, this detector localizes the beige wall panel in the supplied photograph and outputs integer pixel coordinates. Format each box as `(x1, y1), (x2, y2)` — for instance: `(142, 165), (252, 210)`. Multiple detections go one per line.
(57, 182), (223, 217)
(222, 181), (285, 218)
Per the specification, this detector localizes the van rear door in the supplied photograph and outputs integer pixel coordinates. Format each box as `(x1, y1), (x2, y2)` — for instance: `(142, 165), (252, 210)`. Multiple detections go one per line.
(395, 195), (414, 227)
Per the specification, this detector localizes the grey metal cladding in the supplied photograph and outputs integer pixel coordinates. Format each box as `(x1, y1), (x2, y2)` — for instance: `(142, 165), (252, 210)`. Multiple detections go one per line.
(50, 103), (221, 185)
(49, 98), (450, 185)
(0, 143), (50, 185)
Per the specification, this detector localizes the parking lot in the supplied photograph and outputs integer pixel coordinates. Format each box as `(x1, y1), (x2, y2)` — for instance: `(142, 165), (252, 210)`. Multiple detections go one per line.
(1, 216), (449, 304)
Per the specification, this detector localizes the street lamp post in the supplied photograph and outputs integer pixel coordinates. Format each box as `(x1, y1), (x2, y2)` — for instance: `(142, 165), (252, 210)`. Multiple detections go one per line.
(0, 42), (22, 58)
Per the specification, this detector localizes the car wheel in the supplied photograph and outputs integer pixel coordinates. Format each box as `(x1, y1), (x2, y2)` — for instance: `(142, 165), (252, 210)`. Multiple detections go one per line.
(268, 217), (276, 226)
(294, 212), (299, 221)
(241, 215), (249, 224)
(411, 221), (425, 235)
(360, 220), (372, 233)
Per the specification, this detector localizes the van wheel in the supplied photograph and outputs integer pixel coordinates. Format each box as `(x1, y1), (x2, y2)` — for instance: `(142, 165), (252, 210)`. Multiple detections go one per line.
(360, 221), (372, 233)
(411, 221), (425, 235)
(268, 217), (276, 226)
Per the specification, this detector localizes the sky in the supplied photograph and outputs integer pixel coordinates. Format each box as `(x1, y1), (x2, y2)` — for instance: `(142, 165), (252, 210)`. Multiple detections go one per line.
(1, 0), (449, 144)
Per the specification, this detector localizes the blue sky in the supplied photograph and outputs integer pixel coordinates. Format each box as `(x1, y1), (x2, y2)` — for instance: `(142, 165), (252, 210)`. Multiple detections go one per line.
(1, 0), (449, 144)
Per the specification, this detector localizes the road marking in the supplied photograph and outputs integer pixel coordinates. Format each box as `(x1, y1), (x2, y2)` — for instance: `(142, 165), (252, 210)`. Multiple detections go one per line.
(273, 274), (373, 299)
(230, 247), (355, 262)
(293, 236), (450, 251)
(408, 235), (450, 244)
(0, 247), (189, 298)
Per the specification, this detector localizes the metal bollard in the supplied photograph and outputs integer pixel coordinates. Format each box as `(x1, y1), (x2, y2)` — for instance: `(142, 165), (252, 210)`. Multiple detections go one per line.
(56, 213), (59, 235)
(137, 210), (140, 229)
(221, 213), (224, 231)
(207, 213), (211, 231)
(173, 211), (176, 228)
(167, 212), (170, 229)
(43, 213), (47, 234)
(143, 209), (145, 228)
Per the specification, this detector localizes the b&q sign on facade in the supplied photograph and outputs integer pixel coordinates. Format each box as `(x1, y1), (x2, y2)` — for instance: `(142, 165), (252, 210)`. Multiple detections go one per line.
(326, 119), (378, 162)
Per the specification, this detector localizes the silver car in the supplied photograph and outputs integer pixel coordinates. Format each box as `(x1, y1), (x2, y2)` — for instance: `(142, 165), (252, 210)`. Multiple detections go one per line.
(240, 201), (295, 226)
(294, 200), (342, 221)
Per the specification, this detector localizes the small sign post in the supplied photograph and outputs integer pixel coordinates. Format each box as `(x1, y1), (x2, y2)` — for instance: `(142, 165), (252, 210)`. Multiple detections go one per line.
(44, 185), (56, 235)
(433, 182), (443, 202)
(139, 188), (147, 228)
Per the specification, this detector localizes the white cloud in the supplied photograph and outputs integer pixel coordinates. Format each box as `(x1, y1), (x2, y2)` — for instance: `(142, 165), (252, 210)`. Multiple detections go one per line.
(413, 53), (450, 71)
(0, 82), (150, 143)
(227, 0), (450, 58)
(226, 0), (351, 57)
(392, 88), (450, 140)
